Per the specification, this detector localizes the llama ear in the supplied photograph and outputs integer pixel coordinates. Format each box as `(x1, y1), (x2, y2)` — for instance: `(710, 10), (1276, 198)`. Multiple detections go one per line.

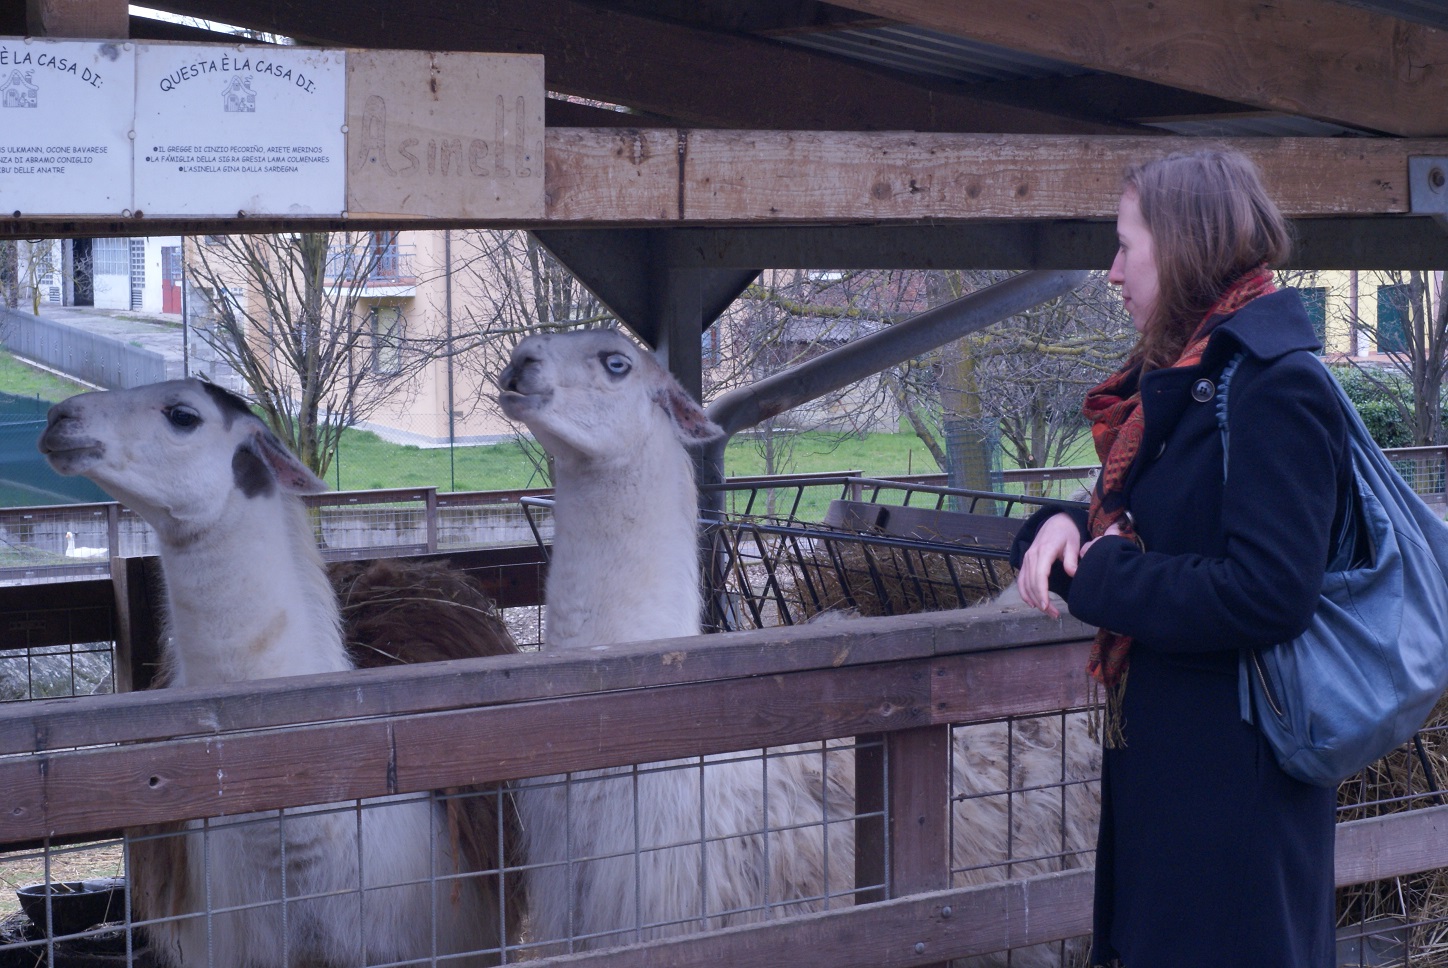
(653, 384), (725, 445)
(238, 424), (329, 496)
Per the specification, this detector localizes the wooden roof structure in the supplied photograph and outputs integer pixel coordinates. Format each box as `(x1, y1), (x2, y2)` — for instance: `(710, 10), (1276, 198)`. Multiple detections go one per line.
(8, 0), (1448, 382)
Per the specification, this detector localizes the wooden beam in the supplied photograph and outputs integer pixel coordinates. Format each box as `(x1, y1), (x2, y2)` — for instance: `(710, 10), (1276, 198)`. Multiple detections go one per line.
(655, 218), (1448, 272)
(545, 130), (1448, 223)
(0, 604), (1085, 757)
(148, 0), (1130, 134)
(825, 0), (1448, 137)
(26, 0), (127, 37)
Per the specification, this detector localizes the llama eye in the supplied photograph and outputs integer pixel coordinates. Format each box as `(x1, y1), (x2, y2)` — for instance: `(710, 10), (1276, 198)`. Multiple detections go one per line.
(601, 352), (632, 378)
(165, 405), (201, 430)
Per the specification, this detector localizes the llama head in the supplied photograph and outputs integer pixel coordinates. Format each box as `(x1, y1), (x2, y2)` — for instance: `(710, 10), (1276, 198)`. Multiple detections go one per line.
(498, 330), (723, 467)
(39, 379), (325, 540)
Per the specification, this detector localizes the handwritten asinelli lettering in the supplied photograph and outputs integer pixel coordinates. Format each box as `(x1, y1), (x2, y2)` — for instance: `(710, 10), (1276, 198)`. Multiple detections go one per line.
(351, 90), (541, 179)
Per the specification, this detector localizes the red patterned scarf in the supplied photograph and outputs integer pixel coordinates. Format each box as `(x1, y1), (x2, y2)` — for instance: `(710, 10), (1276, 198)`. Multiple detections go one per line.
(1081, 267), (1276, 742)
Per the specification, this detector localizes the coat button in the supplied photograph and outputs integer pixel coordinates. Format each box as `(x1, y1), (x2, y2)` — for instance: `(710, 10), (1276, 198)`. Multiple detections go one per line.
(1191, 378), (1215, 402)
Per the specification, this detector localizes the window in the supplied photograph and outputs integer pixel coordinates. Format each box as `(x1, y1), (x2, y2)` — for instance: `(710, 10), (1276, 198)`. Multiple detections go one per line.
(90, 237), (129, 277)
(371, 305), (404, 374)
(1299, 286), (1328, 348)
(1376, 283), (1412, 355)
(369, 231), (401, 280)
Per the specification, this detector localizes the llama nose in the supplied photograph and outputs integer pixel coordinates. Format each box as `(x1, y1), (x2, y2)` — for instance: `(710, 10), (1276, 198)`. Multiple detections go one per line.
(44, 401), (78, 432)
(501, 354), (539, 392)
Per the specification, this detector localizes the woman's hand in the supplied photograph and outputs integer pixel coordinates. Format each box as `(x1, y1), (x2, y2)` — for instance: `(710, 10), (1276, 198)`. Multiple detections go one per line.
(1080, 521), (1124, 559)
(1017, 513), (1084, 619)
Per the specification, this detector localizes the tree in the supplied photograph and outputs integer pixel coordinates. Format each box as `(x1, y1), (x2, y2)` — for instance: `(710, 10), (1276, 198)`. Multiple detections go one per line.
(446, 230), (617, 483)
(1341, 270), (1448, 447)
(0, 241), (18, 310)
(788, 269), (1130, 489)
(187, 231), (435, 477)
(15, 240), (61, 315)
(706, 268), (1131, 492)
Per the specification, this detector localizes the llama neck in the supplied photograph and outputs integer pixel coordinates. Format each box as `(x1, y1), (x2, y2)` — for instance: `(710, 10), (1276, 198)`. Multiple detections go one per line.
(545, 443), (702, 650)
(156, 495), (348, 686)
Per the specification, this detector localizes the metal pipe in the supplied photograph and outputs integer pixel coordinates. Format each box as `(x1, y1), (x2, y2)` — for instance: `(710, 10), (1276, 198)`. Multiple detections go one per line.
(697, 268), (1091, 497)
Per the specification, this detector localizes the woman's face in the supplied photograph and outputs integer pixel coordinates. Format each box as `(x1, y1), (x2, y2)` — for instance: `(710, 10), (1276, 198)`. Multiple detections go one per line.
(1109, 189), (1159, 334)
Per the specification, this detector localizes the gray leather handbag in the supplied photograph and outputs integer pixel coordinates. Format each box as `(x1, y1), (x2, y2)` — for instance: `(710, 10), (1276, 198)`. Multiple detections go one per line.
(1219, 351), (1448, 787)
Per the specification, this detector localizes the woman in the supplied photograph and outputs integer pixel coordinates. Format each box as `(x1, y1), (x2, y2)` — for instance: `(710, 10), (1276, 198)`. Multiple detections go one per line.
(1010, 150), (1350, 967)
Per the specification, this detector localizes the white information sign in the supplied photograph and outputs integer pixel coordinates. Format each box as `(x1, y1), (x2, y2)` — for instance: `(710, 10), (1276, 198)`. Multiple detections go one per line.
(0, 39), (135, 216)
(133, 45), (346, 216)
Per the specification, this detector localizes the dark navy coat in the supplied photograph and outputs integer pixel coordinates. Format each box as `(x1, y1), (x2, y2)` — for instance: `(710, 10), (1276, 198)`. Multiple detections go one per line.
(1012, 290), (1351, 967)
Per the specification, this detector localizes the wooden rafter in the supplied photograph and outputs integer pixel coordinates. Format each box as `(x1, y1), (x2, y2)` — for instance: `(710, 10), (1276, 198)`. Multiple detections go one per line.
(144, 0), (1131, 134)
(826, 0), (1448, 136)
(545, 130), (1448, 223)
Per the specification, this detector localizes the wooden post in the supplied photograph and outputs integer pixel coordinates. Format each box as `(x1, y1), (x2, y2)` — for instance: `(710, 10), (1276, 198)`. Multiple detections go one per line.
(424, 487), (439, 553)
(26, 0), (127, 38)
(856, 724), (951, 966)
(111, 555), (164, 692)
(651, 267), (705, 402)
(888, 725), (951, 968)
(853, 733), (887, 905)
(105, 502), (120, 559)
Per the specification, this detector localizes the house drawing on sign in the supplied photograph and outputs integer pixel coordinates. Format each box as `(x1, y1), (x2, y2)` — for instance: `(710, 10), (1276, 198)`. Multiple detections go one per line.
(1, 70), (38, 108)
(221, 75), (256, 112)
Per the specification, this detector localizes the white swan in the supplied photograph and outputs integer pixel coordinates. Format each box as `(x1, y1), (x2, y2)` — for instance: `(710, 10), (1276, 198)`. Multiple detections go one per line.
(63, 531), (107, 558)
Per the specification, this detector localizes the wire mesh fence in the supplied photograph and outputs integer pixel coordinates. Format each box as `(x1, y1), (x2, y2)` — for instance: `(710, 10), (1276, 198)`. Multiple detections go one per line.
(3, 472), (1448, 965)
(697, 476), (1080, 631)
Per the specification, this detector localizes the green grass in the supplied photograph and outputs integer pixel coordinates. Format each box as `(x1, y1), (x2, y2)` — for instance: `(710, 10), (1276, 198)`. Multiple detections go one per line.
(0, 346), (1095, 498)
(722, 430), (929, 479)
(331, 427), (941, 493)
(330, 429), (551, 492)
(0, 350), (90, 403)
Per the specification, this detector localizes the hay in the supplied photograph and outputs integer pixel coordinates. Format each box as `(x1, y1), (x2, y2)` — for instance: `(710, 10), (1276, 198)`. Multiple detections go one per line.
(328, 557), (518, 667)
(785, 536), (1015, 621)
(1336, 691), (1448, 964)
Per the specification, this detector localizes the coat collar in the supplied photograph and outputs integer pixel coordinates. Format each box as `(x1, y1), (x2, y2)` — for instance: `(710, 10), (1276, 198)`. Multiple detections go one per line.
(1127, 289), (1316, 494)
(1205, 288), (1319, 365)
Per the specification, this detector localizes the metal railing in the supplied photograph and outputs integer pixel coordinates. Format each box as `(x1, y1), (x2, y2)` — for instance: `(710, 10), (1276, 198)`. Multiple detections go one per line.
(324, 242), (416, 285)
(5, 451), (1441, 586)
(0, 308), (167, 390)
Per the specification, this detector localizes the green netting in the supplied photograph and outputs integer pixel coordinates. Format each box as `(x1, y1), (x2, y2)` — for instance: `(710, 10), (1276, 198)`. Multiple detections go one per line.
(0, 391), (108, 506)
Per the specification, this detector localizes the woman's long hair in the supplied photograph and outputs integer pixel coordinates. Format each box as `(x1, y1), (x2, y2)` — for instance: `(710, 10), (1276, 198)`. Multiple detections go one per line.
(1126, 150), (1292, 371)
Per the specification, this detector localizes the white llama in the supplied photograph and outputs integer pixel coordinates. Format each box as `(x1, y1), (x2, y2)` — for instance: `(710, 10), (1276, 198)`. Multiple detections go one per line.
(499, 330), (1098, 964)
(39, 379), (506, 968)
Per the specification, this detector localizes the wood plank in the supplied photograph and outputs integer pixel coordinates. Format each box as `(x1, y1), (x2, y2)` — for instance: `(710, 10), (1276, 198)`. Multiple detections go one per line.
(886, 726), (950, 900)
(26, 0), (128, 37)
(854, 733), (888, 904)
(659, 217), (1448, 272)
(478, 802), (1448, 968)
(151, 0), (1127, 134)
(0, 663), (930, 841)
(932, 640), (1094, 723)
(10, 212), (1446, 272)
(824, 500), (1020, 551)
(5, 130), (1447, 231)
(0, 606), (1088, 756)
(515, 869), (1095, 968)
(111, 556), (164, 692)
(826, 0), (1448, 137)
(658, 131), (1444, 223)
(0, 578), (114, 652)
(1336, 802), (1448, 886)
